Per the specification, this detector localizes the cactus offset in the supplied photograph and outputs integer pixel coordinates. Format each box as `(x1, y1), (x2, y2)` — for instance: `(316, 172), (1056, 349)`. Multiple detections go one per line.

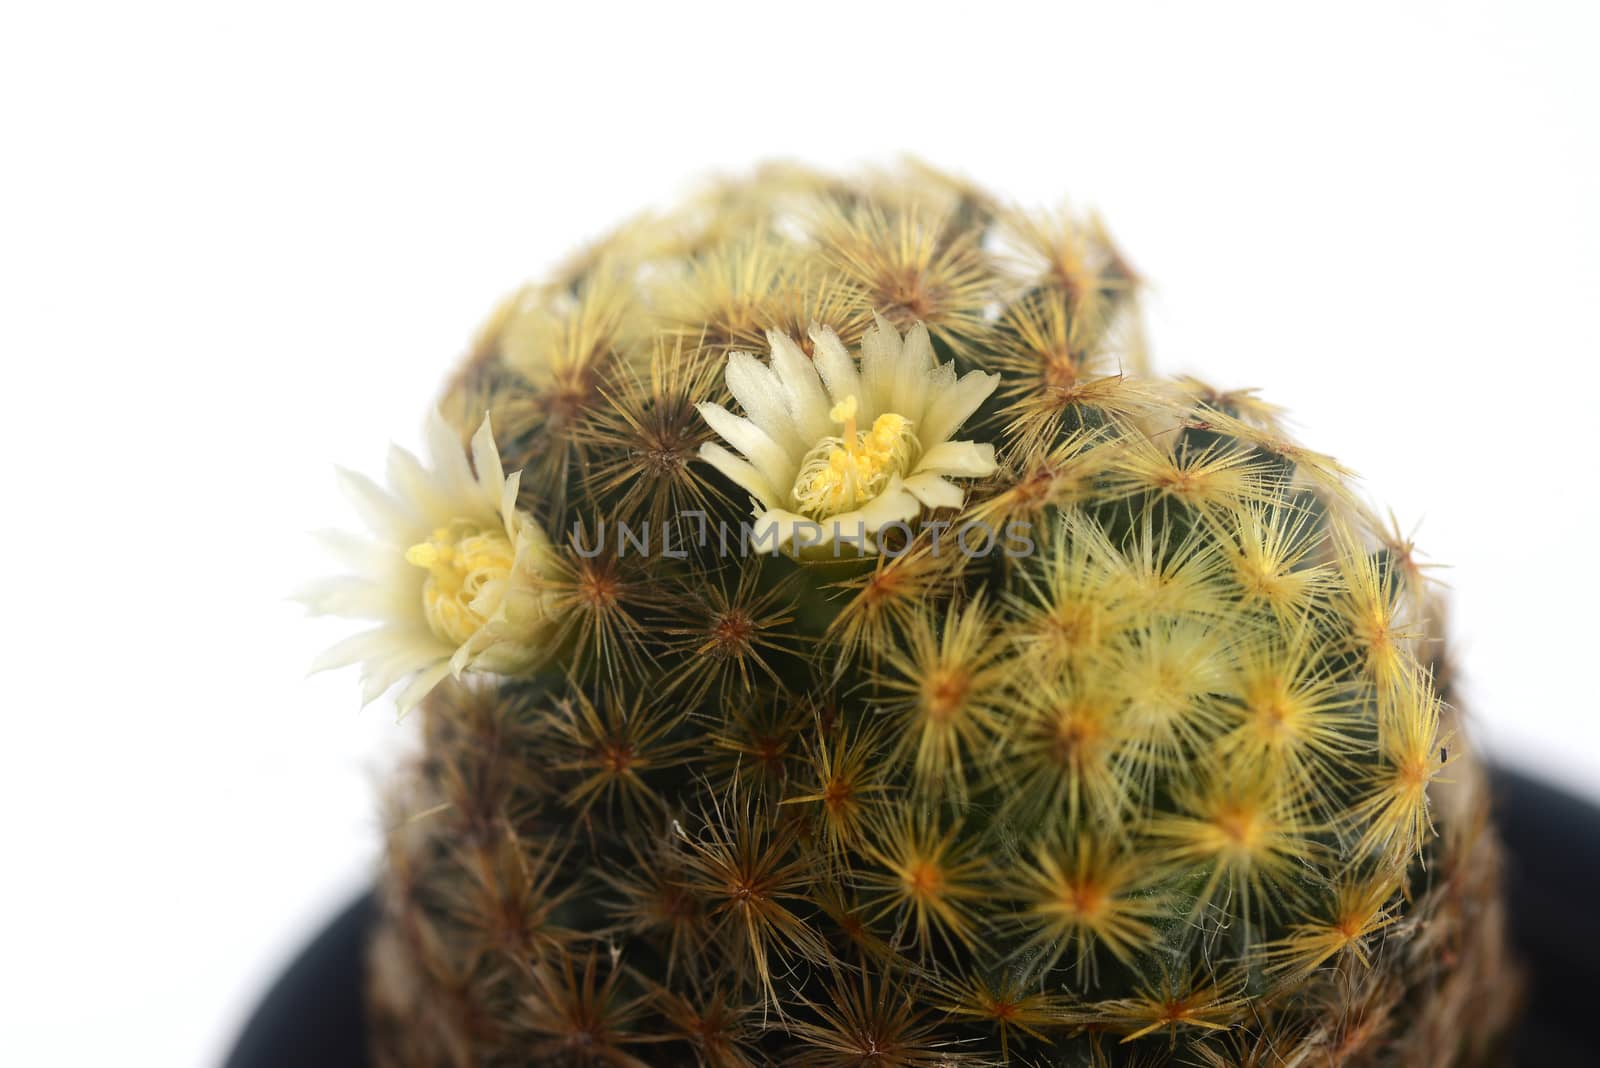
(312, 163), (1515, 1066)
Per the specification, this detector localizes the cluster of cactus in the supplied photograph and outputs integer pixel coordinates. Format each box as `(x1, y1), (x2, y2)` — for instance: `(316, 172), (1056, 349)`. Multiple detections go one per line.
(334, 163), (1514, 1066)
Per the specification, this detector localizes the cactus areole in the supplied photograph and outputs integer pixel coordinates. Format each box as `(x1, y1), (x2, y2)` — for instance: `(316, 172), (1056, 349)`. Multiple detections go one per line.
(308, 164), (1515, 1066)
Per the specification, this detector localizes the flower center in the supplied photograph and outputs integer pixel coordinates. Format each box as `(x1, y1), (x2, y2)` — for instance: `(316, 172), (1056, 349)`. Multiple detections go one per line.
(791, 395), (919, 519)
(404, 519), (515, 646)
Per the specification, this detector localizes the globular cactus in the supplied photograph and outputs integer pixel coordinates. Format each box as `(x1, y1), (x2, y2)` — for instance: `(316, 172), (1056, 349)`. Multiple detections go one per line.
(309, 163), (1515, 1066)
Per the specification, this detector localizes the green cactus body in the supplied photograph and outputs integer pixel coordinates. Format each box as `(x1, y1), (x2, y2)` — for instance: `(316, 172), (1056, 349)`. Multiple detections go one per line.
(316, 164), (1514, 1066)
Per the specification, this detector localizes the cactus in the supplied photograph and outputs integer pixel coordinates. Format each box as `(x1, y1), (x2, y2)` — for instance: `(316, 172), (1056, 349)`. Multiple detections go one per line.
(311, 163), (1515, 1066)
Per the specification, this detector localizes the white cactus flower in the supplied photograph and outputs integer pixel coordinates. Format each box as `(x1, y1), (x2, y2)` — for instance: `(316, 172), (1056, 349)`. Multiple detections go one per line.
(302, 412), (562, 713)
(697, 315), (1001, 554)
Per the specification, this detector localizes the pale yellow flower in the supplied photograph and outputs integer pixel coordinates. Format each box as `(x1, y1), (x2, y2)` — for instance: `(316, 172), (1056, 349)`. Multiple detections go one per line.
(303, 412), (561, 713)
(698, 315), (1000, 553)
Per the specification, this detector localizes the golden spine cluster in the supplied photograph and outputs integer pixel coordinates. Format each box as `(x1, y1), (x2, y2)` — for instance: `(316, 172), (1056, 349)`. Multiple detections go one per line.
(333, 163), (1513, 1066)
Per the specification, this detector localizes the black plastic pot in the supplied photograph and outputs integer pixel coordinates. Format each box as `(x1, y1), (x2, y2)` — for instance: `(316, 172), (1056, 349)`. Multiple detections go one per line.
(223, 768), (1600, 1067)
(1490, 770), (1600, 1065)
(225, 892), (377, 1068)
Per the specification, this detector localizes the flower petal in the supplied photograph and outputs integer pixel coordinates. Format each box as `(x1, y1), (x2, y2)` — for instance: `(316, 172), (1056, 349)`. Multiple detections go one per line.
(726, 351), (806, 456)
(921, 356), (957, 404)
(499, 470), (524, 535)
(809, 326), (866, 419)
(310, 626), (404, 673)
(467, 413), (506, 495)
(767, 330), (833, 444)
(901, 471), (966, 511)
(309, 528), (383, 575)
(915, 440), (999, 478)
(918, 369), (1000, 448)
(889, 321), (938, 425)
(335, 467), (417, 542)
(699, 442), (781, 510)
(857, 313), (902, 417)
(351, 631), (450, 704)
(697, 402), (797, 495)
(395, 661), (453, 717)
(748, 507), (819, 552)
(424, 412), (475, 493)
(297, 576), (392, 618)
(850, 476), (923, 533)
(386, 445), (452, 519)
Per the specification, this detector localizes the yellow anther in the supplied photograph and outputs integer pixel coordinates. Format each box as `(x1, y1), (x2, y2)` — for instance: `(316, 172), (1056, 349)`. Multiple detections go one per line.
(404, 541), (442, 569)
(403, 519), (515, 645)
(791, 410), (920, 520)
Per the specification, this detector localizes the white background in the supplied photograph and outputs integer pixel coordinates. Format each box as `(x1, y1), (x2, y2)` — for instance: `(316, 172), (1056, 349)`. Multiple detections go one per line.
(3, 2), (1596, 1065)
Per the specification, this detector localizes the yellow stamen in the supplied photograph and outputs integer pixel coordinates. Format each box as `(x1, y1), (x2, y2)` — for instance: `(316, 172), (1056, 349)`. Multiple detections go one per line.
(404, 519), (515, 645)
(791, 406), (919, 520)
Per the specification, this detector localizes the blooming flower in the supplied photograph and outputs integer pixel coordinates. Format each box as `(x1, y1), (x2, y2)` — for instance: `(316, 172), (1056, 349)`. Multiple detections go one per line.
(697, 315), (1000, 553)
(303, 412), (561, 713)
